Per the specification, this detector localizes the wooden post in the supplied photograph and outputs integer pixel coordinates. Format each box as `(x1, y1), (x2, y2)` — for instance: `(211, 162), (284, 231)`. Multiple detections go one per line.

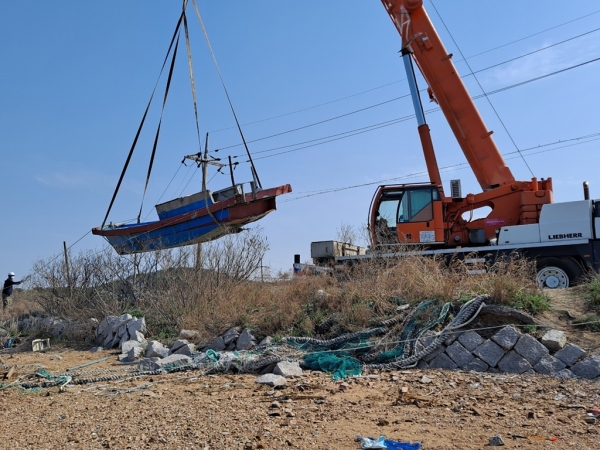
(195, 243), (203, 269)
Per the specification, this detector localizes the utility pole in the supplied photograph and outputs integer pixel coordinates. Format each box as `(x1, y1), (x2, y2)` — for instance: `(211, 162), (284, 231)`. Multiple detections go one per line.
(63, 241), (72, 296)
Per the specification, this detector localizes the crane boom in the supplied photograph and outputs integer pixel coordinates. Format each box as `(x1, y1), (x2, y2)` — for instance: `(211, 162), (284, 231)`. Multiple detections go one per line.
(381, 0), (514, 190)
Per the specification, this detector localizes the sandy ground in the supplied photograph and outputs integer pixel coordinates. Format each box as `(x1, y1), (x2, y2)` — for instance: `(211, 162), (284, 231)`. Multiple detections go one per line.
(1, 290), (600, 449)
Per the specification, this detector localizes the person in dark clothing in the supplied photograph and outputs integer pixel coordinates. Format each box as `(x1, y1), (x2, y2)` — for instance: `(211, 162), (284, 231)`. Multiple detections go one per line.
(2, 272), (24, 312)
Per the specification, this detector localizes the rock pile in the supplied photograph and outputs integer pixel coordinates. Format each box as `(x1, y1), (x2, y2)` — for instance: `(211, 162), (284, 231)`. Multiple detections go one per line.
(94, 314), (147, 351)
(417, 326), (599, 379)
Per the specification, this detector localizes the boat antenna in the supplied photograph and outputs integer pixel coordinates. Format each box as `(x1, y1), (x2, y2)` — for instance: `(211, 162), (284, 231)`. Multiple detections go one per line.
(190, 0), (263, 190)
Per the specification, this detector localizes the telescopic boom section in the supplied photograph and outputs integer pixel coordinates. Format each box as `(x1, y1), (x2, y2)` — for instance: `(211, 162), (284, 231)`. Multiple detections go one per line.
(381, 0), (515, 190)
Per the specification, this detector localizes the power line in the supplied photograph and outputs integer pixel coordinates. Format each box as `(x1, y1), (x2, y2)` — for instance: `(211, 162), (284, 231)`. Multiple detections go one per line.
(282, 131), (600, 202)
(240, 55), (600, 162)
(207, 9), (600, 135)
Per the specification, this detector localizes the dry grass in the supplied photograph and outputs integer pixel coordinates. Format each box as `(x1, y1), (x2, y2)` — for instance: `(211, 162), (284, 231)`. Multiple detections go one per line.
(15, 231), (547, 344)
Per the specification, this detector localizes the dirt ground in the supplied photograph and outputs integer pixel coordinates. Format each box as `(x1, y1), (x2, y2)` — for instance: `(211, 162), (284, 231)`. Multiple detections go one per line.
(1, 290), (600, 450)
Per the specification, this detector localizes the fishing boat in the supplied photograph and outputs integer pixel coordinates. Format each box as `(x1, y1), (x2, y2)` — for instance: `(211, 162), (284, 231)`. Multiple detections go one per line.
(92, 1), (291, 254)
(92, 180), (291, 255)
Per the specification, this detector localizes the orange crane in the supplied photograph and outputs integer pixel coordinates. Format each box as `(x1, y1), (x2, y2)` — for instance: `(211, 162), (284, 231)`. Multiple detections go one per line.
(369, 0), (553, 248)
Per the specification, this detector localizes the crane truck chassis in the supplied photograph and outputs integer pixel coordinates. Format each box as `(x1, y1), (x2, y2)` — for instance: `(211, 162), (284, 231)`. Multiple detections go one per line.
(298, 1), (600, 288)
(300, 183), (600, 289)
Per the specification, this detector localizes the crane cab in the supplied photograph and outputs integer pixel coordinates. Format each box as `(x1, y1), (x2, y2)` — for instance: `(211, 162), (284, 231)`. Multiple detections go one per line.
(370, 183), (445, 249)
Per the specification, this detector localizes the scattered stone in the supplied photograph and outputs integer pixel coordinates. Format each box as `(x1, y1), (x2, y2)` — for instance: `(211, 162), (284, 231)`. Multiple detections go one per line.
(126, 317), (146, 336)
(256, 374), (287, 387)
(273, 361), (303, 378)
(205, 336), (226, 352)
(222, 327), (241, 345)
(50, 354), (63, 360)
(445, 341), (475, 367)
(179, 329), (200, 340)
(497, 350), (532, 374)
(555, 343), (586, 366)
(138, 358), (161, 372)
(533, 355), (567, 375)
(514, 334), (549, 365)
(121, 340), (143, 354)
(154, 354), (191, 370)
(429, 353), (458, 370)
(458, 331), (484, 352)
(170, 339), (189, 353)
(488, 435), (505, 446)
(473, 340), (505, 367)
(236, 328), (257, 351)
(258, 336), (273, 347)
(570, 355), (600, 380)
(111, 314), (133, 333)
(126, 345), (144, 362)
(491, 326), (521, 351)
(173, 343), (196, 356)
(540, 329), (567, 352)
(89, 347), (103, 353)
(145, 341), (169, 358)
(420, 375), (432, 384)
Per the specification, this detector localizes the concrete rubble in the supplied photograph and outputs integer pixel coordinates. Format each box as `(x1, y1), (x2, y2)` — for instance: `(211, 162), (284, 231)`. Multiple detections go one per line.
(88, 316), (600, 382)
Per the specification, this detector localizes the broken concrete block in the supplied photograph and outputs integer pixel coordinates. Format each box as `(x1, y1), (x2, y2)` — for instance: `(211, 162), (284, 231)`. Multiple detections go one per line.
(179, 329), (199, 340)
(137, 358), (160, 372)
(473, 340), (505, 367)
(112, 314), (133, 333)
(205, 336), (226, 352)
(121, 340), (143, 354)
(273, 361), (303, 378)
(533, 355), (567, 375)
(129, 330), (146, 343)
(145, 340), (169, 358)
(570, 355), (600, 380)
(126, 345), (144, 362)
(491, 326), (521, 351)
(236, 328), (257, 350)
(256, 373), (287, 387)
(554, 343), (586, 366)
(258, 336), (273, 347)
(117, 354), (130, 362)
(429, 353), (458, 370)
(225, 342), (236, 351)
(457, 331), (484, 352)
(497, 350), (532, 374)
(102, 331), (115, 349)
(127, 317), (146, 336)
(170, 339), (189, 353)
(222, 327), (241, 345)
(173, 343), (196, 356)
(445, 341), (474, 368)
(514, 334), (549, 365)
(540, 329), (567, 352)
(154, 354), (191, 370)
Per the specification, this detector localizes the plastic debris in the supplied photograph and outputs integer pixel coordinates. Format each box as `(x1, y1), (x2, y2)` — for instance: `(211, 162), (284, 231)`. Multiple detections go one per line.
(356, 436), (422, 450)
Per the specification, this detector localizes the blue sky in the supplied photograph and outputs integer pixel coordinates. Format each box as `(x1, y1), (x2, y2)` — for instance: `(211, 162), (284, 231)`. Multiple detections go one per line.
(1, 1), (599, 278)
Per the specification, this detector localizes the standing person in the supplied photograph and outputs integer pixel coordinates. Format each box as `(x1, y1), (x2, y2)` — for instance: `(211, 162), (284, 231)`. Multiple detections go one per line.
(2, 272), (24, 313)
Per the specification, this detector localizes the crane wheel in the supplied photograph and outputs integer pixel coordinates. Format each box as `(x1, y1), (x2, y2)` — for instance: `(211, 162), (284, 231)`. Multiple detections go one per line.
(536, 257), (583, 289)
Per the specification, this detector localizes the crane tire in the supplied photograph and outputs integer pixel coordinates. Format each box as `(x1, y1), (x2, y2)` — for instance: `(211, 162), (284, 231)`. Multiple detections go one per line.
(536, 257), (583, 289)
